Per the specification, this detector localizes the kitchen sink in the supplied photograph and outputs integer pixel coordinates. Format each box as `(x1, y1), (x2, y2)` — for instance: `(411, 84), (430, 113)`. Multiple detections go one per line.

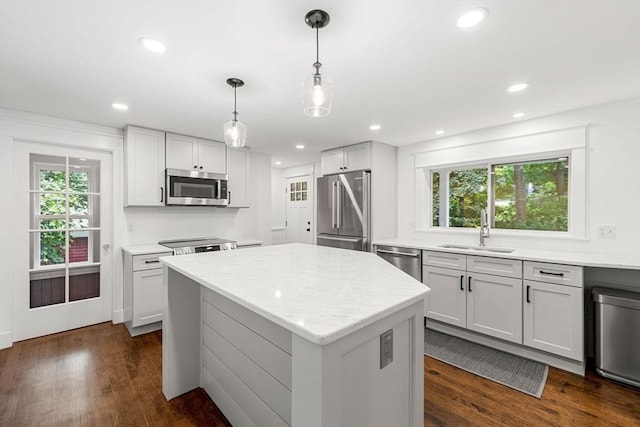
(438, 244), (515, 254)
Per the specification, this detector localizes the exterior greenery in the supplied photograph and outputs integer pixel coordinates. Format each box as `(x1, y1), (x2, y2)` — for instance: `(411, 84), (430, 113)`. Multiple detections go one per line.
(39, 169), (89, 265)
(432, 158), (568, 232)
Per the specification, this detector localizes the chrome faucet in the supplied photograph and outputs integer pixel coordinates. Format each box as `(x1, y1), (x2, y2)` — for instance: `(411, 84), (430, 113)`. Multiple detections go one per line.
(479, 208), (490, 246)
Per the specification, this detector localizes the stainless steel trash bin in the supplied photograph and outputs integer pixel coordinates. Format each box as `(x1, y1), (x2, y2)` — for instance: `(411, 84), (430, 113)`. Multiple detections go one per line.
(593, 287), (640, 388)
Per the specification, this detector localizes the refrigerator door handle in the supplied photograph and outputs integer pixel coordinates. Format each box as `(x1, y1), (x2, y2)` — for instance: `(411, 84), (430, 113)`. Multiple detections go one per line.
(336, 181), (341, 229)
(331, 181), (336, 228)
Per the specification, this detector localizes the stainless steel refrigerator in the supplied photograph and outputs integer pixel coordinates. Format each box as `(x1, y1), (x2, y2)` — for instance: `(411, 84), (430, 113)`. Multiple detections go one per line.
(316, 170), (370, 251)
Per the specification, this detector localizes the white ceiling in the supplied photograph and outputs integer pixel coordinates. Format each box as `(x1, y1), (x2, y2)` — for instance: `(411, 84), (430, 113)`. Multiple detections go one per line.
(1, 1), (639, 168)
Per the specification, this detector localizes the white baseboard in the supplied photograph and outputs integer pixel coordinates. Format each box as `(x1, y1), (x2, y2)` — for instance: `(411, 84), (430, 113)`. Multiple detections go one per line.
(112, 309), (124, 324)
(0, 330), (13, 349)
(124, 321), (162, 337)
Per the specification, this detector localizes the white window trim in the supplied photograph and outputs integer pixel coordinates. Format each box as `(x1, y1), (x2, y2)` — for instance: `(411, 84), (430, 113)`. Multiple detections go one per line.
(416, 148), (587, 239)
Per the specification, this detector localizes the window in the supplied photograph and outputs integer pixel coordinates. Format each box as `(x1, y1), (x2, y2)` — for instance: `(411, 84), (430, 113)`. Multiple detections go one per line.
(289, 180), (308, 201)
(29, 154), (101, 307)
(431, 157), (569, 232)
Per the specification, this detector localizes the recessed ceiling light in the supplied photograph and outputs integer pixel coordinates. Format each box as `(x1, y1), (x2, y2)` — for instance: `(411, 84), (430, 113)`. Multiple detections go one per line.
(512, 112), (525, 118)
(139, 37), (167, 53)
(274, 161), (282, 165)
(296, 144), (305, 149)
(507, 83), (529, 93)
(435, 130), (445, 135)
(456, 8), (489, 28)
(369, 124), (381, 131)
(111, 102), (128, 110)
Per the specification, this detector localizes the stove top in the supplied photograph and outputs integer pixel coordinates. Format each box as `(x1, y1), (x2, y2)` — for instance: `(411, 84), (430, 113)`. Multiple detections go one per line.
(158, 237), (237, 255)
(158, 237), (236, 249)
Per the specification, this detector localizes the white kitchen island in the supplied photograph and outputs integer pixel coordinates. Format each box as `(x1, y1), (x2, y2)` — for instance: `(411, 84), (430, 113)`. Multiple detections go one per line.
(160, 243), (428, 427)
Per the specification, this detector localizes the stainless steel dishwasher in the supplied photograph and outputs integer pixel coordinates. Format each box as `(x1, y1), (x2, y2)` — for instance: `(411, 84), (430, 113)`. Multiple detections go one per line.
(374, 245), (422, 281)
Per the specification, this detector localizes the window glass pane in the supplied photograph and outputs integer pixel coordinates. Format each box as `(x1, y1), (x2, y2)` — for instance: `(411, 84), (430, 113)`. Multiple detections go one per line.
(69, 218), (89, 229)
(448, 168), (487, 228)
(39, 219), (66, 230)
(69, 194), (88, 215)
(68, 230), (90, 264)
(39, 193), (66, 216)
(39, 170), (66, 191)
(30, 269), (66, 308)
(493, 158), (568, 231)
(69, 171), (89, 192)
(432, 172), (440, 227)
(69, 266), (100, 302)
(39, 231), (66, 266)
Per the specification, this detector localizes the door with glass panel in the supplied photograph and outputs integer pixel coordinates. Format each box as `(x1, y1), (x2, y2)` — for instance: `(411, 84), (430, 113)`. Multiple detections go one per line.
(13, 142), (112, 341)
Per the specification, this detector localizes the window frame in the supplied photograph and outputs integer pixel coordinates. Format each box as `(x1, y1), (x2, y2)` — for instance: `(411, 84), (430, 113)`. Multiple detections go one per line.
(30, 159), (99, 270)
(424, 151), (575, 236)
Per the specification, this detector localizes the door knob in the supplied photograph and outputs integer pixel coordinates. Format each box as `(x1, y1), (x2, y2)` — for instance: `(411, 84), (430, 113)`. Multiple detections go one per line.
(102, 244), (111, 251)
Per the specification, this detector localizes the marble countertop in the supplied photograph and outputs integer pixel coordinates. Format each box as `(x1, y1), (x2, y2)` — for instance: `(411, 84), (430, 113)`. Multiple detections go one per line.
(373, 238), (640, 270)
(161, 243), (428, 345)
(121, 244), (173, 256)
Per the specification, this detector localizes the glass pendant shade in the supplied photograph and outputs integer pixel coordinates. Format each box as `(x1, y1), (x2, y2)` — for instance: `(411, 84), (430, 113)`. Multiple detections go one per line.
(303, 70), (332, 117)
(223, 119), (247, 148)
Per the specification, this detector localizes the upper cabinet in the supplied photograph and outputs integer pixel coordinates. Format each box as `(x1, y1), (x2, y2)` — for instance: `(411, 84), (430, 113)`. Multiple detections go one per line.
(227, 147), (251, 208)
(321, 142), (371, 175)
(166, 133), (226, 174)
(124, 126), (166, 207)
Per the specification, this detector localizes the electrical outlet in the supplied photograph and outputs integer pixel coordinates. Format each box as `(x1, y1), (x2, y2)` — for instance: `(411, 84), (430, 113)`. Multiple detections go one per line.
(380, 329), (393, 369)
(598, 226), (616, 238)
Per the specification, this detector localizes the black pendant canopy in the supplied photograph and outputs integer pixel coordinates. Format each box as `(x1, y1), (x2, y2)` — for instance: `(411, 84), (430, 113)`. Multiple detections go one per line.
(305, 9), (330, 29)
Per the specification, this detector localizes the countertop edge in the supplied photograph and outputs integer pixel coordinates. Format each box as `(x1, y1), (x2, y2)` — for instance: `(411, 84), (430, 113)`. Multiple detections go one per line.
(373, 239), (640, 270)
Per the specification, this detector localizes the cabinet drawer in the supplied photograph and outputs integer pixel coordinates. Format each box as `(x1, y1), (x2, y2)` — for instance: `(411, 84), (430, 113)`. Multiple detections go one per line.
(467, 256), (522, 279)
(132, 252), (172, 271)
(423, 251), (466, 271)
(524, 262), (583, 287)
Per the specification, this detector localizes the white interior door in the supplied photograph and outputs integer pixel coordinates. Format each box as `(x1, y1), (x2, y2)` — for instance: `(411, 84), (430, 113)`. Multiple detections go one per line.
(13, 142), (113, 341)
(285, 175), (313, 244)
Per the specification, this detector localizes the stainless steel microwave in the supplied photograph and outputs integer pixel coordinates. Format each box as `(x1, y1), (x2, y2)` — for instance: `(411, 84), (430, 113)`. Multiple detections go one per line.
(165, 168), (229, 206)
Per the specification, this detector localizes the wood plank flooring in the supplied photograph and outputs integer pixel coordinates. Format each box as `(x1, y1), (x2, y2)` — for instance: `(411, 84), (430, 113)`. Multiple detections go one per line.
(1, 322), (639, 426)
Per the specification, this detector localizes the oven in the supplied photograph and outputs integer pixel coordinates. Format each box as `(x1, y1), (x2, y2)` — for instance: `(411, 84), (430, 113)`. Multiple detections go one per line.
(158, 237), (237, 255)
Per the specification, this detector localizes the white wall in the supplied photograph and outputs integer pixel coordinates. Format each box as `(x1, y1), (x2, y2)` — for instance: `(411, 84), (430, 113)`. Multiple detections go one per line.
(0, 110), (272, 348)
(397, 97), (640, 259)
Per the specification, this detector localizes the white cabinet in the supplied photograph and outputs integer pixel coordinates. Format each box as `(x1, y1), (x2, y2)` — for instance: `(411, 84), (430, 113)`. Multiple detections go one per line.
(124, 126), (166, 206)
(227, 147), (250, 208)
(423, 251), (523, 344)
(321, 142), (371, 175)
(523, 261), (584, 361)
(123, 248), (173, 332)
(166, 133), (226, 174)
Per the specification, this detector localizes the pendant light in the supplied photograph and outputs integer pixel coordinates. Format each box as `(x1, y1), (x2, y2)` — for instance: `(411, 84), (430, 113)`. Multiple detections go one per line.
(223, 78), (247, 147)
(303, 9), (332, 118)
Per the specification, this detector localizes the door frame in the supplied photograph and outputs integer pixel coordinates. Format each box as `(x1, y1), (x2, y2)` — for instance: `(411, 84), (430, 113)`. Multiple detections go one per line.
(285, 174), (314, 244)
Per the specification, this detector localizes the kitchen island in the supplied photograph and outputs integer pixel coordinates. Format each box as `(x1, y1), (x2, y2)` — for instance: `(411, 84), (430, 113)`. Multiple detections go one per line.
(160, 243), (428, 427)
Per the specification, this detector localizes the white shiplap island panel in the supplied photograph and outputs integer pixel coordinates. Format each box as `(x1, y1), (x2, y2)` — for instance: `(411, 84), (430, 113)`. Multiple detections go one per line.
(161, 243), (428, 427)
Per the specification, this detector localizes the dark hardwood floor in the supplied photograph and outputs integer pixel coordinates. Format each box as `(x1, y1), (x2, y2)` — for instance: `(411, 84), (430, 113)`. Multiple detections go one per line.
(1, 322), (639, 426)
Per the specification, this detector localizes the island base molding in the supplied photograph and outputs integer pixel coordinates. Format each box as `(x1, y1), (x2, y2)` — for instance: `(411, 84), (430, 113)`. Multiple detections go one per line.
(426, 319), (585, 376)
(163, 266), (425, 427)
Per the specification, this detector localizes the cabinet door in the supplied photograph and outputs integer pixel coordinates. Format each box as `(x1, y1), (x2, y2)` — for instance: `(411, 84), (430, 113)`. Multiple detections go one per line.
(466, 273), (522, 343)
(124, 126), (166, 206)
(423, 266), (466, 327)
(321, 148), (345, 175)
(343, 142), (371, 172)
(132, 269), (165, 327)
(166, 133), (198, 171)
(227, 147), (250, 207)
(523, 280), (583, 361)
(198, 139), (227, 174)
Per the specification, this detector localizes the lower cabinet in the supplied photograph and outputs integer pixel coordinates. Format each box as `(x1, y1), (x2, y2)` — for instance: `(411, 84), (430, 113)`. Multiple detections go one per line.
(523, 261), (584, 361)
(123, 248), (173, 332)
(423, 252), (523, 344)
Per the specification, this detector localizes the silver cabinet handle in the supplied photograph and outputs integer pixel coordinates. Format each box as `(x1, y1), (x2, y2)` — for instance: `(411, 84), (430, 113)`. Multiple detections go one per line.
(375, 249), (419, 258)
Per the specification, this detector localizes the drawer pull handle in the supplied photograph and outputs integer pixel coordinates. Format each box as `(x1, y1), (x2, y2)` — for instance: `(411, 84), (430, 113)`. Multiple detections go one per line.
(460, 275), (464, 291)
(375, 249), (420, 258)
(540, 270), (564, 277)
(526, 285), (531, 303)
(468, 276), (472, 292)
(144, 260), (161, 264)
